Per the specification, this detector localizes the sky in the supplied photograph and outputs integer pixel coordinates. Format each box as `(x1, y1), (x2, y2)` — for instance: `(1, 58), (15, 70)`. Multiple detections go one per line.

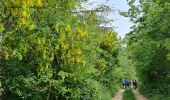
(109, 0), (133, 38)
(85, 0), (133, 38)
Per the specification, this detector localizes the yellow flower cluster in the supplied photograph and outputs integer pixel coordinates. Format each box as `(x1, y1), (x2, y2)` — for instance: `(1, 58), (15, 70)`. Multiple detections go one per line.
(77, 27), (87, 38)
(71, 48), (82, 55)
(9, 0), (43, 29)
(102, 32), (117, 48)
(66, 24), (71, 32)
(5, 52), (9, 60)
(10, 0), (43, 7)
(36, 37), (46, 45)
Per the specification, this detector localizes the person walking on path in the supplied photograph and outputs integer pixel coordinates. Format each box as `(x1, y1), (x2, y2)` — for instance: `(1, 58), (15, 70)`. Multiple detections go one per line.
(125, 79), (131, 89)
(132, 79), (137, 89)
(121, 79), (126, 89)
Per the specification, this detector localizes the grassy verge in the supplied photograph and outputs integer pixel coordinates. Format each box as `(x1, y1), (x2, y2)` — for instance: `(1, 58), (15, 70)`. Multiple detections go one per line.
(123, 89), (136, 100)
(150, 95), (170, 100)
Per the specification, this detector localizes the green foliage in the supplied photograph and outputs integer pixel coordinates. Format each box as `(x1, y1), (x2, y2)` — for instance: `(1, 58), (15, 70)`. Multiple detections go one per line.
(123, 89), (136, 100)
(118, 47), (136, 79)
(0, 0), (122, 100)
(124, 0), (170, 98)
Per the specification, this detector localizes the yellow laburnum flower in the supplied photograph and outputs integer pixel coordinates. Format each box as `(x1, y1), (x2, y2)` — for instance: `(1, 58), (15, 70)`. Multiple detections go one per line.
(76, 58), (81, 63)
(83, 31), (87, 37)
(28, 0), (34, 7)
(18, 53), (22, 60)
(37, 0), (43, 7)
(50, 52), (54, 61)
(55, 44), (59, 49)
(66, 24), (71, 32)
(20, 18), (27, 25)
(37, 64), (43, 76)
(157, 43), (161, 48)
(60, 34), (65, 42)
(63, 44), (69, 49)
(42, 49), (46, 60)
(5, 52), (9, 60)
(29, 24), (35, 30)
(22, 4), (27, 10)
(61, 76), (65, 81)
(12, 49), (17, 56)
(76, 48), (82, 54)
(55, 24), (59, 32)
(37, 38), (41, 45)
(80, 31), (86, 37)
(23, 46), (27, 54)
(77, 27), (87, 38)
(45, 63), (49, 71)
(0, 23), (4, 32)
(48, 72), (53, 79)
(77, 27), (82, 34)
(11, 9), (19, 16)
(22, 11), (28, 17)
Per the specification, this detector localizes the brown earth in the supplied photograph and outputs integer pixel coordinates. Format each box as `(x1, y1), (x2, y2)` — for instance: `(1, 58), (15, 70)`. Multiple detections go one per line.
(112, 89), (148, 100)
(112, 90), (124, 100)
(132, 89), (148, 100)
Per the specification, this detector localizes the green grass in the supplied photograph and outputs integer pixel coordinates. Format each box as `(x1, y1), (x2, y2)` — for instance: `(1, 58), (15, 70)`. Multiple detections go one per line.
(123, 89), (136, 100)
(150, 95), (170, 100)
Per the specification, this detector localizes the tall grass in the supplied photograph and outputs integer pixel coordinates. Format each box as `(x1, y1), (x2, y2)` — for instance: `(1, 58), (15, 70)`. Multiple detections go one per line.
(123, 89), (136, 100)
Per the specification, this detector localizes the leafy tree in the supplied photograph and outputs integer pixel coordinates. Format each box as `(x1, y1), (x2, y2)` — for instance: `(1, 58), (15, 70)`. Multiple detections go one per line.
(0, 0), (122, 99)
(123, 0), (170, 97)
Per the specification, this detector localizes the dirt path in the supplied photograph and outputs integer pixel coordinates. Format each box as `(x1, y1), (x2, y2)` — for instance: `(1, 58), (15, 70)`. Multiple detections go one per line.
(112, 90), (124, 100)
(132, 89), (148, 100)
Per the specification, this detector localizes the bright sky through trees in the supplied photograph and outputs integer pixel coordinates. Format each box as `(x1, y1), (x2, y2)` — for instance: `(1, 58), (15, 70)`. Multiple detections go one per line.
(110, 0), (133, 38)
(89, 0), (133, 38)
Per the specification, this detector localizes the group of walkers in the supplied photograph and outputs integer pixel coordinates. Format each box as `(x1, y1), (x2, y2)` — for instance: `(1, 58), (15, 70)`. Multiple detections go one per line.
(121, 79), (137, 89)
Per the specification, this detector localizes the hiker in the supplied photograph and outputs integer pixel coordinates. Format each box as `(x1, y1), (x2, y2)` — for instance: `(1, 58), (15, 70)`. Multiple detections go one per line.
(121, 79), (126, 89)
(130, 80), (134, 88)
(132, 79), (137, 89)
(125, 79), (131, 89)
